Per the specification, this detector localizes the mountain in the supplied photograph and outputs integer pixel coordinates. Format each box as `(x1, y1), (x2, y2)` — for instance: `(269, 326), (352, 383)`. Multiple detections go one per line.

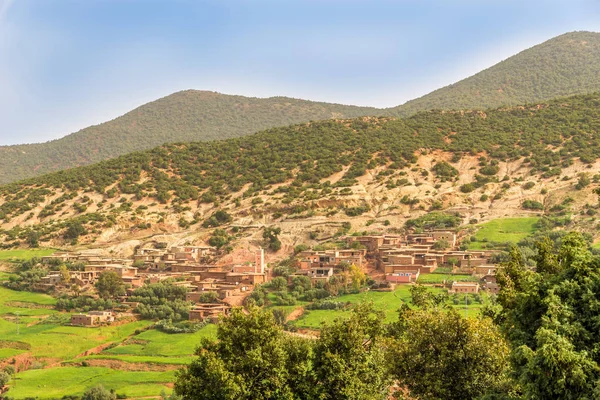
(2, 31), (600, 185)
(394, 31), (600, 115)
(1, 93), (600, 250)
(0, 92), (384, 184)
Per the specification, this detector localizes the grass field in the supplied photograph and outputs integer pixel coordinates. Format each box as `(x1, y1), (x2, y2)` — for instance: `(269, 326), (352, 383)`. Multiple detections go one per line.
(291, 286), (488, 328)
(103, 324), (217, 358)
(417, 273), (479, 284)
(469, 217), (540, 249)
(0, 248), (57, 262)
(8, 367), (174, 399)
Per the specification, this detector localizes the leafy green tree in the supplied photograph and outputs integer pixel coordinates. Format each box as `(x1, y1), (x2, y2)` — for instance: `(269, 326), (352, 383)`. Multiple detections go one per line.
(64, 220), (87, 241)
(388, 307), (510, 400)
(263, 227), (282, 252)
(82, 384), (116, 400)
(313, 303), (391, 400)
(432, 239), (450, 250)
(95, 271), (126, 299)
(26, 230), (40, 248)
(0, 371), (10, 388)
(495, 233), (600, 399)
(409, 284), (430, 307)
(174, 307), (293, 400)
(59, 264), (71, 284)
(348, 264), (366, 292)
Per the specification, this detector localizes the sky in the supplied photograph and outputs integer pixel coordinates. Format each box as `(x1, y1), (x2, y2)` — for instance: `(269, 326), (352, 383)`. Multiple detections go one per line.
(0, 0), (599, 145)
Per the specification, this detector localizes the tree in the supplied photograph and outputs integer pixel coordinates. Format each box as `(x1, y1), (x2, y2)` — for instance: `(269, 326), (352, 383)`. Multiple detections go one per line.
(432, 239), (450, 250)
(313, 303), (391, 399)
(388, 307), (510, 400)
(263, 227), (282, 252)
(96, 271), (125, 299)
(348, 264), (366, 292)
(82, 384), (116, 400)
(174, 307), (294, 399)
(64, 221), (87, 241)
(174, 304), (391, 400)
(494, 233), (600, 399)
(409, 284), (430, 308)
(59, 264), (71, 284)
(0, 371), (10, 388)
(27, 230), (40, 248)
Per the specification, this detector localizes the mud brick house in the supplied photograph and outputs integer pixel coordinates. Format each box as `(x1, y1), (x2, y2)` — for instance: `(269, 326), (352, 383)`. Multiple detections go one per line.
(297, 249), (366, 270)
(71, 311), (115, 326)
(449, 281), (480, 294)
(386, 270), (420, 284)
(189, 304), (231, 322)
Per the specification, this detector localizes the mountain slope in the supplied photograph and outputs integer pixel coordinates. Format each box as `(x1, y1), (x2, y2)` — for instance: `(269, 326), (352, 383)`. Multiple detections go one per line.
(0, 91), (384, 184)
(1, 93), (600, 249)
(395, 31), (600, 115)
(3, 31), (600, 185)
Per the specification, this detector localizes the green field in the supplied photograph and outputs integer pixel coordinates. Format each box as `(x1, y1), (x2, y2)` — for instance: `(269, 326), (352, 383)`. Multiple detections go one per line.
(417, 273), (479, 284)
(469, 217), (540, 249)
(292, 286), (488, 328)
(103, 325), (217, 359)
(0, 248), (57, 262)
(0, 285), (218, 399)
(8, 367), (175, 399)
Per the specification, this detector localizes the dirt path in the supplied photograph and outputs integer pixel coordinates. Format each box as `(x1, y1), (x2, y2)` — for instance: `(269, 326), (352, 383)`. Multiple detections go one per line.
(285, 307), (305, 322)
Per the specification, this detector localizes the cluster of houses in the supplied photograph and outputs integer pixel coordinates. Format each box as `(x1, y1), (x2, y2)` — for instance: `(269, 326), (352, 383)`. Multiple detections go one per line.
(293, 248), (367, 283)
(38, 246), (268, 326)
(47, 229), (502, 327)
(347, 231), (499, 293)
(291, 231), (499, 294)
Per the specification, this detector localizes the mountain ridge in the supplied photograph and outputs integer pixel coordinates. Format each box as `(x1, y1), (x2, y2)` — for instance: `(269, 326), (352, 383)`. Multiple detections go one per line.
(1, 92), (600, 251)
(2, 31), (600, 184)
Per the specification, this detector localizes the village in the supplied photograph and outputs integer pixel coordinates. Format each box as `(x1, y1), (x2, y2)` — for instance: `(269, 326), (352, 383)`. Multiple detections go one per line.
(32, 229), (501, 327)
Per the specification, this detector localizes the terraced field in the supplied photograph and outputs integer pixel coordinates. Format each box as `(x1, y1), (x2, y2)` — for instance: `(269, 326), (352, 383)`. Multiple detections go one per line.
(0, 284), (220, 399)
(291, 286), (488, 329)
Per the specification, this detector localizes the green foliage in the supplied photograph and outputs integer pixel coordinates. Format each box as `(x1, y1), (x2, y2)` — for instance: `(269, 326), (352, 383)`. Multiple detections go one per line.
(0, 370), (10, 388)
(208, 229), (232, 249)
(4, 92), (600, 243)
(492, 233), (600, 399)
(388, 308), (510, 400)
(394, 31), (600, 116)
(432, 161), (458, 180)
(154, 319), (207, 334)
(405, 212), (462, 230)
(82, 384), (116, 400)
(0, 92), (383, 184)
(96, 271), (126, 299)
(131, 282), (191, 322)
(263, 227), (282, 252)
(174, 305), (391, 400)
(344, 205), (371, 217)
(202, 210), (232, 228)
(521, 200), (544, 211)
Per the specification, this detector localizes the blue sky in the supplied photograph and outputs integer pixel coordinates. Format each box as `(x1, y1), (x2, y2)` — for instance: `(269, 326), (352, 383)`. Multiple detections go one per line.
(0, 0), (599, 145)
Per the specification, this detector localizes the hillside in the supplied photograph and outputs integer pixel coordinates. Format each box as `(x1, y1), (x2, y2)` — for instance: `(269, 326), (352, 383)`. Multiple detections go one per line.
(1, 93), (600, 253)
(0, 91), (383, 184)
(395, 31), (600, 115)
(3, 31), (600, 185)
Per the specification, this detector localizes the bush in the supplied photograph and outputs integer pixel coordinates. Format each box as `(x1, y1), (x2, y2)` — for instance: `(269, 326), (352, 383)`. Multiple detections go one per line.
(522, 200), (544, 211)
(522, 181), (535, 190)
(154, 319), (207, 333)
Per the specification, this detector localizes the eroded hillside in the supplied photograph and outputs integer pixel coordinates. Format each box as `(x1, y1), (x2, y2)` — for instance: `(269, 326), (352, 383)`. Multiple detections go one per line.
(1, 93), (600, 256)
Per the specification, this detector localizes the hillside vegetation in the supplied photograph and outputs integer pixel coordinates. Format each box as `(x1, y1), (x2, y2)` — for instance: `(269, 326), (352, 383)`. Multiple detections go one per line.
(0, 92), (382, 184)
(395, 31), (600, 115)
(0, 93), (600, 248)
(2, 31), (600, 185)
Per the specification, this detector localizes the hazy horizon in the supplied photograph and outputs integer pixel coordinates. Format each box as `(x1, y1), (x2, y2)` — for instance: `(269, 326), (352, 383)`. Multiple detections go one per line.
(1, 0), (599, 146)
